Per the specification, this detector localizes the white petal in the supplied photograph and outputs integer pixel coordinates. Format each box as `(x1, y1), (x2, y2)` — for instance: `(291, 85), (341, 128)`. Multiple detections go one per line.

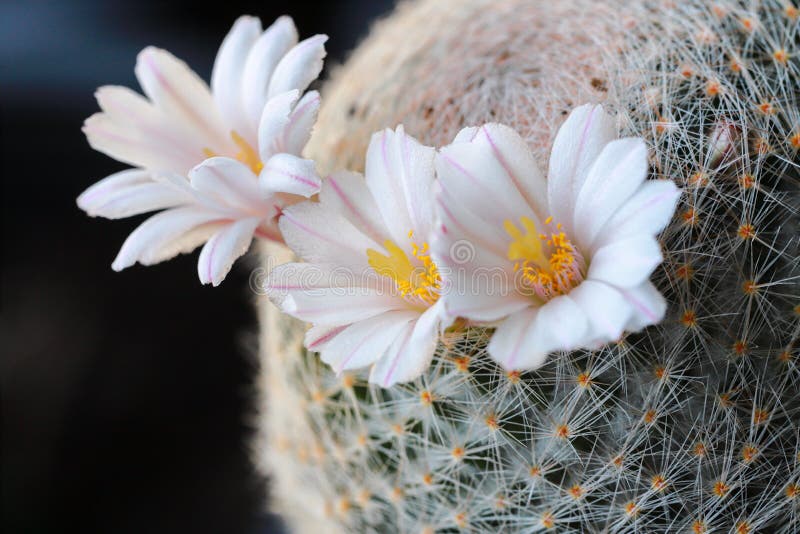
(321, 311), (417, 373)
(283, 90), (320, 155)
(256, 90), (300, 162)
(434, 188), (509, 259)
(572, 138), (649, 249)
(488, 296), (589, 370)
(112, 207), (222, 271)
(83, 112), (199, 175)
(264, 262), (379, 308)
(135, 47), (225, 145)
(77, 169), (190, 219)
(436, 130), (540, 249)
(189, 157), (264, 213)
(430, 232), (527, 323)
(567, 280), (631, 344)
(587, 235), (663, 288)
(469, 124), (548, 216)
(618, 281), (667, 332)
(282, 290), (403, 327)
(260, 153), (321, 198)
(369, 300), (443, 387)
(487, 307), (544, 370)
(320, 170), (387, 246)
(366, 126), (437, 244)
(279, 198), (381, 269)
(267, 34), (328, 98)
(304, 324), (347, 351)
(197, 217), (260, 286)
(211, 16), (263, 137)
(241, 16), (299, 134)
(547, 104), (616, 236)
(592, 180), (681, 252)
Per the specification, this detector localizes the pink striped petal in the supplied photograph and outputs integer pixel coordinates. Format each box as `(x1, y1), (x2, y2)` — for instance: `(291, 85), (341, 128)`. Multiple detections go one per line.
(257, 90), (300, 162)
(197, 217), (260, 286)
(547, 104), (616, 238)
(211, 16), (263, 136)
(77, 169), (191, 219)
(241, 16), (298, 133)
(267, 34), (328, 98)
(260, 153), (321, 198)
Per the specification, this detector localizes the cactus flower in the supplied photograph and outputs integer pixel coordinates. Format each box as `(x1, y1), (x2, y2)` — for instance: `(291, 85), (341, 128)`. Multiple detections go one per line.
(433, 105), (681, 370)
(78, 16), (327, 285)
(266, 126), (451, 387)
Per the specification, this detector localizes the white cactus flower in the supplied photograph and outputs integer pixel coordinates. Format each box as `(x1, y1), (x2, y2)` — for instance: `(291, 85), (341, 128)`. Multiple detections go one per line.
(78, 15), (327, 285)
(432, 104), (681, 370)
(266, 126), (451, 387)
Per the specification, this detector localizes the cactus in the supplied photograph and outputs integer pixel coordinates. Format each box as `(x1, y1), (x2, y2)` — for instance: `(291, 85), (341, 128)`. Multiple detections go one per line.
(255, 0), (800, 531)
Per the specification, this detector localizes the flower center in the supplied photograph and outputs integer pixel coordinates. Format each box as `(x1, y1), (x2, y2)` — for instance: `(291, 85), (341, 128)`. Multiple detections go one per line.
(504, 216), (584, 300)
(367, 231), (441, 306)
(203, 131), (264, 174)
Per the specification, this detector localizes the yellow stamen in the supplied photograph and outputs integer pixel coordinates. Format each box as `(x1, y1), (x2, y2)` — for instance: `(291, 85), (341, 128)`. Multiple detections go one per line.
(367, 234), (441, 305)
(203, 131), (264, 174)
(505, 216), (583, 299)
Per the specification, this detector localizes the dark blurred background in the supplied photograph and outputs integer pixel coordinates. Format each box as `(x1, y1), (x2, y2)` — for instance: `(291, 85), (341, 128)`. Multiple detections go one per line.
(1, 1), (393, 532)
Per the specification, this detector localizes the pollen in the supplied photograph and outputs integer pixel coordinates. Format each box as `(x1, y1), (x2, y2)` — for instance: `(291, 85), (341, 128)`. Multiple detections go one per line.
(740, 17), (756, 32)
(732, 339), (748, 356)
(505, 216), (584, 300)
(204, 132), (264, 174)
(341, 373), (355, 389)
(644, 409), (657, 424)
(422, 472), (433, 486)
(738, 173), (755, 189)
(612, 454), (624, 468)
(506, 370), (521, 383)
(453, 355), (470, 373)
(454, 512), (468, 528)
(786, 483), (799, 499)
(651, 474), (667, 492)
(676, 263), (694, 281)
(787, 6), (799, 20)
(753, 408), (769, 425)
(540, 512), (555, 529)
(529, 465), (542, 477)
(705, 79), (722, 97)
(451, 446), (465, 461)
(568, 484), (585, 499)
(679, 64), (695, 78)
(718, 392), (734, 408)
(754, 136), (771, 154)
(773, 48), (789, 65)
(737, 223), (755, 240)
(735, 521), (751, 534)
(729, 58), (745, 74)
(692, 519), (707, 533)
(757, 101), (776, 115)
(778, 350), (792, 363)
(555, 424), (571, 439)
(742, 280), (758, 296)
(790, 132), (800, 149)
(624, 502), (638, 517)
(694, 442), (707, 458)
(681, 309), (698, 328)
(736, 446), (757, 469)
(420, 390), (433, 406)
(682, 208), (699, 226)
(654, 365), (666, 380)
(485, 414), (499, 431)
(713, 480), (730, 497)
(576, 372), (593, 388)
(367, 233), (441, 306)
(390, 486), (404, 503)
(689, 171), (709, 187)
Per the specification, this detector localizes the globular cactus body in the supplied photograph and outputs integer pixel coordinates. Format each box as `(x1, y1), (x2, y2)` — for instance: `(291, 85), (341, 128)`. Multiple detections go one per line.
(256, 1), (800, 531)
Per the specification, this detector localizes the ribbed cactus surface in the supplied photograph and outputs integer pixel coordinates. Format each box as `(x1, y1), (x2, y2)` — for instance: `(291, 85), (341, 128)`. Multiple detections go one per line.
(257, 1), (800, 531)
